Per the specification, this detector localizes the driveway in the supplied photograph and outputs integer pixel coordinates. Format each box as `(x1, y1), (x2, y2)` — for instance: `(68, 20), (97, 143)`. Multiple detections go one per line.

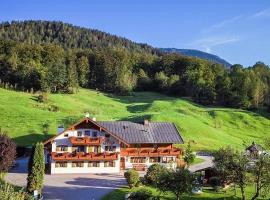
(188, 155), (214, 172)
(5, 157), (126, 200)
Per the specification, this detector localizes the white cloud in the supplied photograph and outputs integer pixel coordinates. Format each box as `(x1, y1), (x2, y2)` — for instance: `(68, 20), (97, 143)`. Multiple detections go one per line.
(189, 36), (240, 53)
(202, 15), (243, 33)
(249, 8), (270, 19)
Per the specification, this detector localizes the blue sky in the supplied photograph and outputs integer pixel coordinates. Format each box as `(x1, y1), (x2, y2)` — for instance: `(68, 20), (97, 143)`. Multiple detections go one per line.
(0, 0), (270, 66)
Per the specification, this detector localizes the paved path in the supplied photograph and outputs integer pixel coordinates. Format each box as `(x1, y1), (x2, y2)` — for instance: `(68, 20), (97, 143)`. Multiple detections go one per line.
(188, 155), (214, 172)
(5, 157), (126, 200)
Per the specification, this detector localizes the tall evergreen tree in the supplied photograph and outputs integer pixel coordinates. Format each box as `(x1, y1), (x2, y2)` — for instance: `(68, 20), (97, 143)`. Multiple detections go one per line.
(27, 142), (45, 195)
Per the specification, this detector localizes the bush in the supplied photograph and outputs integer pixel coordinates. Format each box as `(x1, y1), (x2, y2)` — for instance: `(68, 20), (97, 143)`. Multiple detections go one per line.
(209, 176), (221, 192)
(124, 169), (140, 189)
(0, 132), (16, 174)
(144, 164), (167, 187)
(0, 182), (31, 200)
(129, 188), (153, 200)
(27, 142), (45, 195)
(37, 92), (49, 103)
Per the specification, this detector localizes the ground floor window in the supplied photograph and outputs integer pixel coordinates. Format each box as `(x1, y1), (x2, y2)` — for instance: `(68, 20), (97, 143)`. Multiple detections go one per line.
(162, 157), (174, 163)
(104, 161), (115, 167)
(130, 157), (146, 163)
(55, 162), (67, 168)
(72, 161), (84, 167)
(149, 157), (160, 163)
(88, 161), (100, 167)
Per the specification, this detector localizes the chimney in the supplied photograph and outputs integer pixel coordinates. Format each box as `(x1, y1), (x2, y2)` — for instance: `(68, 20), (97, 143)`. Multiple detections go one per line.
(144, 119), (149, 126)
(92, 117), (96, 121)
(57, 125), (65, 134)
(85, 112), (90, 118)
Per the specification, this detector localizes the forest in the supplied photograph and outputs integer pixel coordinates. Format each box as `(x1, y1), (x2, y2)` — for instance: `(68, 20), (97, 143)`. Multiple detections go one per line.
(0, 21), (269, 110)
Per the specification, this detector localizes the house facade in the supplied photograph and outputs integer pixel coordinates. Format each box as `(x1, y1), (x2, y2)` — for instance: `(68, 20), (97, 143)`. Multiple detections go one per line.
(44, 117), (184, 174)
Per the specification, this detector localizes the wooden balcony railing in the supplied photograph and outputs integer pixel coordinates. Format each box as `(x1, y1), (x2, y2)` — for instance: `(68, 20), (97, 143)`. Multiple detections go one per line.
(51, 152), (118, 161)
(120, 147), (182, 157)
(69, 137), (104, 146)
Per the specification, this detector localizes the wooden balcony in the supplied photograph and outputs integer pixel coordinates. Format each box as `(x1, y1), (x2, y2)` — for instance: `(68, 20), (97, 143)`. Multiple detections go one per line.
(120, 147), (182, 157)
(51, 152), (118, 161)
(69, 137), (104, 146)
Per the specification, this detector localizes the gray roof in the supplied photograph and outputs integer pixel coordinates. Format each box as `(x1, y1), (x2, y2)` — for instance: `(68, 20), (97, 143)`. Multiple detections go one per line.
(97, 121), (184, 144)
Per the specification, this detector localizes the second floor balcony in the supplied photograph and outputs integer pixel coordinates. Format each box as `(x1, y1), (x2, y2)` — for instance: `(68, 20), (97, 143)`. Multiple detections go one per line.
(120, 147), (182, 157)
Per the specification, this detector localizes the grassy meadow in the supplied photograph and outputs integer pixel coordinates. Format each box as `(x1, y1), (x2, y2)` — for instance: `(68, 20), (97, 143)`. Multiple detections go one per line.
(0, 88), (269, 150)
(101, 185), (270, 200)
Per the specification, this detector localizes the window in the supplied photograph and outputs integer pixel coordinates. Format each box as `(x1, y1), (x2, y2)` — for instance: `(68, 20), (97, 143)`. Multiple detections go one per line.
(88, 161), (100, 167)
(55, 162), (67, 168)
(85, 130), (91, 136)
(56, 145), (68, 152)
(149, 157), (160, 163)
(77, 131), (83, 137)
(64, 133), (69, 137)
(105, 146), (116, 152)
(105, 133), (110, 138)
(92, 131), (98, 137)
(72, 162), (84, 167)
(87, 146), (94, 153)
(130, 157), (146, 163)
(104, 161), (115, 167)
(162, 157), (174, 163)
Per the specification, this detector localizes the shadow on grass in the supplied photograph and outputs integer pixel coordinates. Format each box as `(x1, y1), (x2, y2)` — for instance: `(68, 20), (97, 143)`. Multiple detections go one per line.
(13, 132), (53, 147)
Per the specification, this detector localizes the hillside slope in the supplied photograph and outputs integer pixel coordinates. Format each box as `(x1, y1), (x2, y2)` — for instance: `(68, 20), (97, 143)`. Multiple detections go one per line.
(0, 20), (160, 55)
(160, 48), (231, 67)
(0, 88), (269, 150)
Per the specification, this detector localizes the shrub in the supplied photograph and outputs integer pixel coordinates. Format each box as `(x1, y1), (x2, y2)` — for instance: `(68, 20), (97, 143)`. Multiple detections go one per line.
(0, 132), (16, 174)
(37, 92), (49, 103)
(124, 169), (139, 189)
(144, 164), (167, 187)
(0, 182), (31, 200)
(209, 176), (221, 192)
(128, 188), (153, 200)
(27, 142), (45, 195)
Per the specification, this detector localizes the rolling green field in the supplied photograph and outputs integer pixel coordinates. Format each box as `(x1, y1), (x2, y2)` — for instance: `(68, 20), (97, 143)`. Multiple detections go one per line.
(0, 88), (269, 150)
(101, 185), (269, 200)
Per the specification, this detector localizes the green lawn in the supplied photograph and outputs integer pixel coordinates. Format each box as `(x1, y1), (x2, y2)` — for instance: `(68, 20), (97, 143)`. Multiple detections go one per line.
(0, 88), (269, 150)
(192, 157), (205, 165)
(102, 185), (269, 200)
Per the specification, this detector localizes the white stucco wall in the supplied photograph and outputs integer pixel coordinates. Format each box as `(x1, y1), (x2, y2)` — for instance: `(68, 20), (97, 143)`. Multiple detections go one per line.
(51, 159), (120, 174)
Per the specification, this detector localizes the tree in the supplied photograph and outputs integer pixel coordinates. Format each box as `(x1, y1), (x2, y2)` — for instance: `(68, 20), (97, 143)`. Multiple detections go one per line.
(157, 169), (195, 200)
(27, 142), (45, 195)
(0, 132), (16, 178)
(250, 154), (270, 200)
(214, 147), (250, 200)
(144, 164), (167, 187)
(183, 141), (195, 168)
(124, 169), (139, 189)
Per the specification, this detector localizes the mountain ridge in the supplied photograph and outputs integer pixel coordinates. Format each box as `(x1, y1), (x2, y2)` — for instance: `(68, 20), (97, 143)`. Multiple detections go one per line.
(160, 48), (232, 67)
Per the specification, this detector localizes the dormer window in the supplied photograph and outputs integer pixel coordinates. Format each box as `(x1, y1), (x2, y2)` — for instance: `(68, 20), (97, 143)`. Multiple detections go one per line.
(77, 131), (83, 137)
(85, 130), (91, 136)
(92, 131), (98, 137)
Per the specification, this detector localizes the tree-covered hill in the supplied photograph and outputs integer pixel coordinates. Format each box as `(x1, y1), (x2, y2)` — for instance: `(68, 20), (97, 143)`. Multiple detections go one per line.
(0, 20), (269, 111)
(160, 48), (232, 68)
(0, 20), (160, 55)
(0, 88), (269, 150)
